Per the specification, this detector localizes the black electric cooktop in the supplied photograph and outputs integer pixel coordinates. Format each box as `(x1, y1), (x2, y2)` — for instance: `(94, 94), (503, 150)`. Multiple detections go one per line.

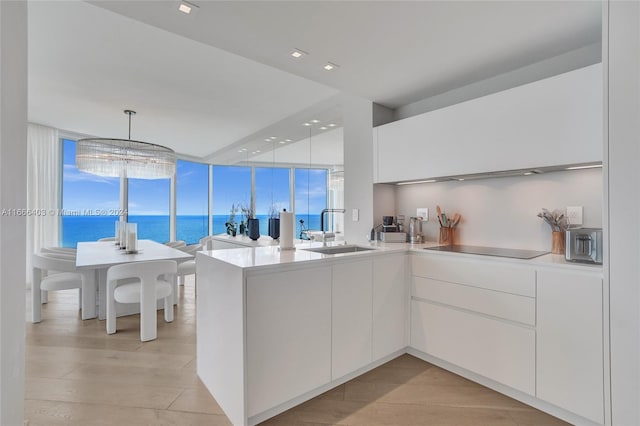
(424, 245), (549, 260)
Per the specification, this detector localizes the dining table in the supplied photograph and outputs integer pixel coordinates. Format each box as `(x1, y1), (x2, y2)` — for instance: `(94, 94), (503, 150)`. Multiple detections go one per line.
(76, 239), (194, 320)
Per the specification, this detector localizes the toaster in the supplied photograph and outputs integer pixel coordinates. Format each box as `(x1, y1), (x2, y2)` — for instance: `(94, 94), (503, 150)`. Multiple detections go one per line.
(565, 228), (603, 264)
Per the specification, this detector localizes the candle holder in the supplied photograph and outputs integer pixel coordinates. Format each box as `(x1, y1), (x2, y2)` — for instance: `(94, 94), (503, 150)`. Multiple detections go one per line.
(126, 223), (138, 253)
(119, 220), (127, 250)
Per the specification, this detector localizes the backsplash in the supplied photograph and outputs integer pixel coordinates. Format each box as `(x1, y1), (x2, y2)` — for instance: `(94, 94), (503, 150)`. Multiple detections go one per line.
(382, 168), (602, 251)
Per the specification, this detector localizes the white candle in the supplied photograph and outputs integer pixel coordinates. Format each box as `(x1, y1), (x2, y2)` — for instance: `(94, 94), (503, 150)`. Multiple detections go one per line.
(127, 231), (137, 252)
(126, 223), (138, 252)
(119, 223), (127, 248)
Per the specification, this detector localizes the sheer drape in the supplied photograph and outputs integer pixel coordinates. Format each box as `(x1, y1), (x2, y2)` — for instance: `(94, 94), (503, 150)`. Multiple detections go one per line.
(26, 124), (60, 286)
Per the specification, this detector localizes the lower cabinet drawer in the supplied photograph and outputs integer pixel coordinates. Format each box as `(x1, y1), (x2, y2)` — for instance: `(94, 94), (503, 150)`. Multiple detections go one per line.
(410, 300), (535, 396)
(412, 276), (535, 326)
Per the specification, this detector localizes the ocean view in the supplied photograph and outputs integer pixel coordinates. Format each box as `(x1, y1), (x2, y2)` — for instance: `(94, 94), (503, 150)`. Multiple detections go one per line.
(62, 214), (322, 247)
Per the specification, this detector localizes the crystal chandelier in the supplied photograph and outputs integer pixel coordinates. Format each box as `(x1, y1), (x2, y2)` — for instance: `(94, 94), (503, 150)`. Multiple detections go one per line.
(76, 110), (176, 179)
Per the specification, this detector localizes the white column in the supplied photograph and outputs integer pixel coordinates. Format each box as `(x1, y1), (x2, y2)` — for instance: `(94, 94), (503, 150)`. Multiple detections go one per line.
(342, 95), (374, 243)
(0, 1), (27, 425)
(170, 173), (177, 241)
(605, 1), (640, 425)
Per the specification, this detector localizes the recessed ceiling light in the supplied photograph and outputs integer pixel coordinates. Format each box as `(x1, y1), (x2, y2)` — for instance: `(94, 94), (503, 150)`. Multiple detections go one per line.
(270, 136), (277, 140)
(178, 1), (198, 14)
(303, 123), (311, 126)
(264, 138), (271, 142)
(566, 164), (603, 170)
(323, 62), (339, 71)
(310, 119), (320, 124)
(237, 150), (244, 153)
(328, 123), (336, 127)
(457, 178), (465, 181)
(290, 48), (307, 59)
(284, 139), (292, 142)
(523, 172), (533, 176)
(255, 150), (260, 153)
(319, 127), (328, 130)
(279, 141), (286, 144)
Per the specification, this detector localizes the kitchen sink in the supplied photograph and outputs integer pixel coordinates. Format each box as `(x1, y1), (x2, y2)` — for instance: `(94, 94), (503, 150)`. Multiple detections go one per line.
(301, 245), (376, 255)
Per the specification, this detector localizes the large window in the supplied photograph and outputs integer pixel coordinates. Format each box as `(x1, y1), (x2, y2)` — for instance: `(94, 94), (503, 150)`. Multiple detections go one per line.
(127, 177), (170, 242)
(61, 139), (120, 247)
(255, 167), (291, 234)
(176, 160), (209, 244)
(212, 166), (251, 234)
(62, 142), (331, 243)
(294, 168), (328, 238)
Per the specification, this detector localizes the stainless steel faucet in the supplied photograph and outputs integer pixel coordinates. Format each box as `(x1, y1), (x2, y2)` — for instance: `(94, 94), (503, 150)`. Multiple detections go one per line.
(320, 209), (346, 233)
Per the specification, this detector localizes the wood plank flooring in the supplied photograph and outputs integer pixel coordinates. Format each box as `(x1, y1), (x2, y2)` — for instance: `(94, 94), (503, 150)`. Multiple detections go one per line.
(25, 277), (567, 426)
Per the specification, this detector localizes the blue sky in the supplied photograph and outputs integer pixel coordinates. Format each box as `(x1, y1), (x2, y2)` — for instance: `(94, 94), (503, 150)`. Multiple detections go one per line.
(63, 139), (327, 216)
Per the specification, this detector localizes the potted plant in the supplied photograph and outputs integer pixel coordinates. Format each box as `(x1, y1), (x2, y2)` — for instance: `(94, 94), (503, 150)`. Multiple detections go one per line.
(242, 204), (260, 240)
(225, 204), (238, 236)
(268, 205), (280, 240)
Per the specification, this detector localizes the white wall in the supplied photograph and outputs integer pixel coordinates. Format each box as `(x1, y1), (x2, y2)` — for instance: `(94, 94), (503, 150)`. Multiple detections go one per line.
(0, 2), (27, 425)
(393, 169), (602, 251)
(343, 95), (373, 243)
(605, 1), (640, 424)
(394, 43), (602, 121)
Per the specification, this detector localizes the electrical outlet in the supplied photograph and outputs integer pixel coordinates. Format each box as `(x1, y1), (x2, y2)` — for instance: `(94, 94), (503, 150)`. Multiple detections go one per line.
(416, 208), (428, 221)
(352, 208), (359, 221)
(566, 206), (583, 227)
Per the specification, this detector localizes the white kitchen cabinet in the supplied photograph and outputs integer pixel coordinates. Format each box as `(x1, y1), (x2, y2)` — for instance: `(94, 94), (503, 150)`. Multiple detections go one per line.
(374, 63), (602, 183)
(411, 300), (535, 395)
(537, 269), (604, 424)
(409, 253), (536, 395)
(246, 267), (332, 417)
(332, 260), (373, 379)
(372, 254), (408, 360)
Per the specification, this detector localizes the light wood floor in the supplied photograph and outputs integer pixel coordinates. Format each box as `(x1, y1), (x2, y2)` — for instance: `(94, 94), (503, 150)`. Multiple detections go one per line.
(25, 277), (567, 426)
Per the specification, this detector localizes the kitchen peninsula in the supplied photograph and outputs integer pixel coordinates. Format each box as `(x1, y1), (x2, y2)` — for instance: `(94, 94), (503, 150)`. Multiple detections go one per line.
(196, 241), (604, 426)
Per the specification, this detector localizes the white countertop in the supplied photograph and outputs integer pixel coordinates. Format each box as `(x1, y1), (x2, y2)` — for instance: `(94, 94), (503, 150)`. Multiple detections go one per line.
(209, 233), (281, 247)
(198, 239), (602, 274)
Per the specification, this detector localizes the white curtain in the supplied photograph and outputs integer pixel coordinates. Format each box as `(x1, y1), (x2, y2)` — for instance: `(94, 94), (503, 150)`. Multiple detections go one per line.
(26, 123), (60, 286)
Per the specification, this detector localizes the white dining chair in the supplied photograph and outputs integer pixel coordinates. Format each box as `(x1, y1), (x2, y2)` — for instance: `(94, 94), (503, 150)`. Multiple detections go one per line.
(37, 248), (78, 304)
(176, 244), (201, 286)
(40, 246), (77, 256)
(199, 235), (215, 250)
(106, 260), (176, 342)
(31, 252), (95, 323)
(164, 240), (186, 248)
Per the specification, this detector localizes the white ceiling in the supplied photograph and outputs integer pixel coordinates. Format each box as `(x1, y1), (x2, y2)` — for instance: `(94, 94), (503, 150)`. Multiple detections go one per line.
(28, 1), (601, 160)
(28, 1), (338, 158)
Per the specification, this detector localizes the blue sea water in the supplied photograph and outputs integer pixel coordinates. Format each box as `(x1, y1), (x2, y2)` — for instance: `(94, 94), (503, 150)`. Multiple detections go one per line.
(62, 214), (321, 247)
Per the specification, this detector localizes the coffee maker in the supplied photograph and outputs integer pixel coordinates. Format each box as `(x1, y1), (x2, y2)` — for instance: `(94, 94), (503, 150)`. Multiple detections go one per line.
(382, 216), (397, 232)
(378, 215), (407, 242)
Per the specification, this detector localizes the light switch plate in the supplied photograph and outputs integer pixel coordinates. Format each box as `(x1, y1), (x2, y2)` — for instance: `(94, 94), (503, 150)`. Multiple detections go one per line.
(352, 208), (359, 221)
(416, 208), (428, 221)
(566, 206), (583, 226)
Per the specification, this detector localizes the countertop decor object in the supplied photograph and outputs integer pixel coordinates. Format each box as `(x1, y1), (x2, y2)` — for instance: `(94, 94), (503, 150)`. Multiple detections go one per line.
(225, 204), (239, 236)
(437, 205), (461, 245)
(268, 205), (280, 240)
(76, 110), (176, 179)
(537, 208), (569, 254)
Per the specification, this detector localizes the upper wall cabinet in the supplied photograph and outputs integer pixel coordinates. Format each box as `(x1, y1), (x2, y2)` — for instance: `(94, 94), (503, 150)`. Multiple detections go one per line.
(374, 63), (603, 183)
